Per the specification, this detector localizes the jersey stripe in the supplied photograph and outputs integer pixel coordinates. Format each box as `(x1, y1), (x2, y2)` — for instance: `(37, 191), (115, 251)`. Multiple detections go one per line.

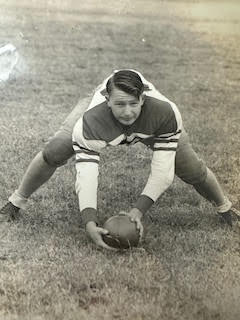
(73, 141), (100, 154)
(154, 142), (178, 149)
(75, 159), (99, 164)
(72, 141), (81, 148)
(157, 130), (182, 138)
(153, 147), (177, 151)
(154, 137), (179, 143)
(74, 149), (100, 156)
(154, 138), (179, 143)
(76, 152), (99, 160)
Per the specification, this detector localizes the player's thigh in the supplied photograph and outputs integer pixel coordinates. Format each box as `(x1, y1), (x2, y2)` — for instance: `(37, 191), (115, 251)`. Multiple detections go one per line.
(175, 130), (207, 185)
(43, 96), (91, 167)
(58, 96), (92, 133)
(43, 131), (74, 167)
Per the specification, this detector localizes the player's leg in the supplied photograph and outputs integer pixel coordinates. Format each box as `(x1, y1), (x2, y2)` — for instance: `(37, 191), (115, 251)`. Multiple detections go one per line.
(175, 129), (239, 226)
(9, 151), (56, 208)
(0, 97), (91, 221)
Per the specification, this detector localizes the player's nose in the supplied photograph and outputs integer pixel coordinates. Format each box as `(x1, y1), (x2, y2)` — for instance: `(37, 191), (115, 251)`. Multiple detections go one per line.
(123, 105), (132, 116)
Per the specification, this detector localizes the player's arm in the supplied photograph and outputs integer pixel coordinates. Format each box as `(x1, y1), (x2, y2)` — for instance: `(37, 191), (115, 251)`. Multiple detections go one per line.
(124, 130), (181, 238)
(134, 103), (183, 216)
(72, 118), (100, 224)
(72, 118), (114, 250)
(137, 131), (181, 210)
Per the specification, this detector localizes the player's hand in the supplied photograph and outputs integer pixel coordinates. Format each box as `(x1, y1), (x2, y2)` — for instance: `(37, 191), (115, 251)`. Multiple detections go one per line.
(86, 221), (117, 250)
(120, 208), (144, 239)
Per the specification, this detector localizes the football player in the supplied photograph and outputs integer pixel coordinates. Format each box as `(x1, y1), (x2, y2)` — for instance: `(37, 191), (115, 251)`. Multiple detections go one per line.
(1, 70), (239, 249)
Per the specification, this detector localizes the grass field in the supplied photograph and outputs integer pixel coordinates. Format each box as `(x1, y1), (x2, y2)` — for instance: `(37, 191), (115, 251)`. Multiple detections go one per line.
(0, 1), (240, 319)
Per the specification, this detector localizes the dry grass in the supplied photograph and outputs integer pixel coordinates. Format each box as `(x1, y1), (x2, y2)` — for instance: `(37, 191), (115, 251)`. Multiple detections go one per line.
(0, 1), (240, 319)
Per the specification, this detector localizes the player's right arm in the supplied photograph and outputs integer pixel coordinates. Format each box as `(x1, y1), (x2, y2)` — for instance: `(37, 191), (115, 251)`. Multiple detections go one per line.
(72, 118), (114, 250)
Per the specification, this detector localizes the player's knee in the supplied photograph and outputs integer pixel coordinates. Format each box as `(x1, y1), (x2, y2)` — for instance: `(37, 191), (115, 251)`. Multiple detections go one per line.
(177, 160), (207, 185)
(42, 135), (74, 167)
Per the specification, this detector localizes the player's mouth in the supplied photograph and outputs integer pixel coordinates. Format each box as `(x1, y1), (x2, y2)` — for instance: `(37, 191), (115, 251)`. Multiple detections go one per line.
(120, 118), (135, 125)
(120, 117), (135, 122)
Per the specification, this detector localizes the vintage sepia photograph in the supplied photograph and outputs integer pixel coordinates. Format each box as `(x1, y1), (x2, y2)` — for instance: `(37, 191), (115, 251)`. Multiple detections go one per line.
(0, 0), (239, 319)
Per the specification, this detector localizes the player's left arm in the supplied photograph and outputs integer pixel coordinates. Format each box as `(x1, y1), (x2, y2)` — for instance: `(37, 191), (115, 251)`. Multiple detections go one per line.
(131, 102), (183, 218)
(125, 130), (181, 238)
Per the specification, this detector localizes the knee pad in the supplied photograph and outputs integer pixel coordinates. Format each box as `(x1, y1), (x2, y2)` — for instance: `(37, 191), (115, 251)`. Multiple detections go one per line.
(42, 134), (74, 167)
(177, 159), (207, 185)
(175, 132), (208, 186)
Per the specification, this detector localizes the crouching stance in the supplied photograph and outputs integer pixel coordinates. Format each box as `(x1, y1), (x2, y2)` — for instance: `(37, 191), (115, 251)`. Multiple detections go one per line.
(1, 70), (239, 249)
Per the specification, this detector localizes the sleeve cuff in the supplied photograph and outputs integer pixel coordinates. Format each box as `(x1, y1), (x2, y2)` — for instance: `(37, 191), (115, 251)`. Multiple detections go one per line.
(81, 207), (99, 226)
(135, 195), (154, 214)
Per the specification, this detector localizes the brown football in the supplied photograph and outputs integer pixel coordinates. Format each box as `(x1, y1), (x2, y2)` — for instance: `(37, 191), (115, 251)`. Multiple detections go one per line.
(102, 214), (140, 249)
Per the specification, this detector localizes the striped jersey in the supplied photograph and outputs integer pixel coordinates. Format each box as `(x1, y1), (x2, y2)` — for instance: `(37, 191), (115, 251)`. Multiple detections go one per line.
(72, 70), (182, 217)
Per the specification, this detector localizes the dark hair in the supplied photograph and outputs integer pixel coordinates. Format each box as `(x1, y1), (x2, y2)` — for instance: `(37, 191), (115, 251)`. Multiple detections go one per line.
(106, 70), (144, 99)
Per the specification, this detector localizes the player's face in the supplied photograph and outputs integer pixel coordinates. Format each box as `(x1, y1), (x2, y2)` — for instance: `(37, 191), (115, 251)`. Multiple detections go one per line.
(106, 88), (144, 126)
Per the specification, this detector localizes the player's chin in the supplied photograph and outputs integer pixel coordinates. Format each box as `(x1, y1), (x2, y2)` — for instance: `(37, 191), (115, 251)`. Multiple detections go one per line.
(119, 118), (136, 125)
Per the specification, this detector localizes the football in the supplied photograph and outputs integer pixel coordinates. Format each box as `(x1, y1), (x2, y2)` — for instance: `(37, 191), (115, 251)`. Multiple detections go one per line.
(102, 214), (140, 249)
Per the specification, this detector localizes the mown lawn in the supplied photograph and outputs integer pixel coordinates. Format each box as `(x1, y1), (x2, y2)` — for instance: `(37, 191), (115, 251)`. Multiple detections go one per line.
(0, 1), (239, 319)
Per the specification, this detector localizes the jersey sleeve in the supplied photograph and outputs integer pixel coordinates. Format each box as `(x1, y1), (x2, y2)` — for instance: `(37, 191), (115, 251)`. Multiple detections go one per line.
(135, 102), (182, 213)
(72, 117), (106, 224)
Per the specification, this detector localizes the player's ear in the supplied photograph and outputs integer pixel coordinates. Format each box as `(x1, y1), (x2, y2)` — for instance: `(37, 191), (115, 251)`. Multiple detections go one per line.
(105, 94), (111, 106)
(140, 93), (146, 105)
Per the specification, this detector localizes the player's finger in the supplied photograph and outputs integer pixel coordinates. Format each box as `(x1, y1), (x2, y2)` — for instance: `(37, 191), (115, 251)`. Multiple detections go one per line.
(92, 231), (117, 251)
(119, 211), (127, 215)
(134, 219), (143, 238)
(139, 225), (144, 239)
(97, 238), (118, 251)
(97, 227), (109, 235)
(134, 218), (141, 228)
(138, 223), (143, 236)
(129, 218), (143, 239)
